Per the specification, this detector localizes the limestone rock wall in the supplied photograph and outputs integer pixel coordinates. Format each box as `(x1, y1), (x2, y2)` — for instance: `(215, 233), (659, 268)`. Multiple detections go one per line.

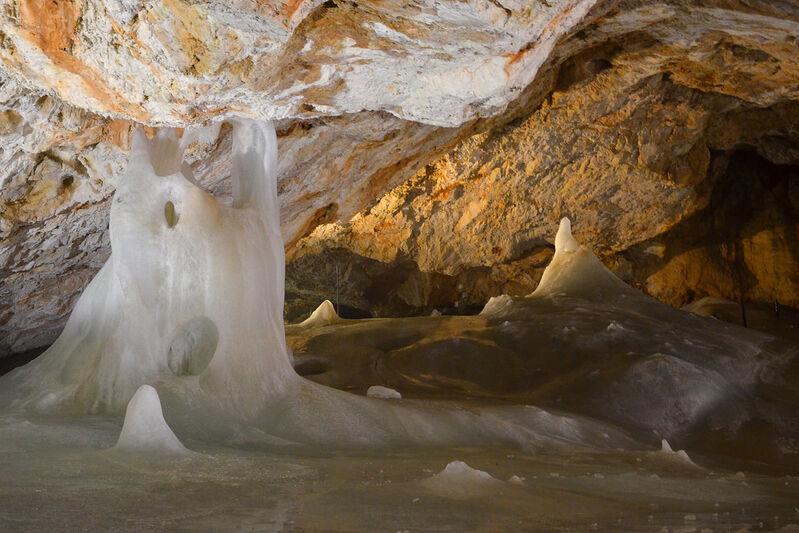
(287, 2), (799, 318)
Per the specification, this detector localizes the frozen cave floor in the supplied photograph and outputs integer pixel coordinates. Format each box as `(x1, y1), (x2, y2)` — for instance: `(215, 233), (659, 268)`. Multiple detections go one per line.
(3, 299), (799, 531)
(3, 250), (799, 532)
(3, 292), (799, 531)
(2, 415), (799, 532)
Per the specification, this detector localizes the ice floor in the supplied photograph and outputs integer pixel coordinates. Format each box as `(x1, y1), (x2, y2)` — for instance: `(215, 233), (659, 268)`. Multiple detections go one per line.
(2, 413), (798, 532)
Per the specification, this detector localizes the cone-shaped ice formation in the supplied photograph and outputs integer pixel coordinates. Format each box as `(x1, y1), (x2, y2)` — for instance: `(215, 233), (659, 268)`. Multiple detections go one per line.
(531, 217), (627, 299)
(115, 385), (187, 454)
(480, 294), (514, 316)
(659, 439), (698, 467)
(554, 217), (580, 253)
(422, 460), (503, 498)
(299, 300), (344, 328)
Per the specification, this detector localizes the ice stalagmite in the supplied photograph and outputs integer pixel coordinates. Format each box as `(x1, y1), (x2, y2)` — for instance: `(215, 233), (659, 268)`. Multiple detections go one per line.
(554, 217), (580, 253)
(658, 439), (698, 467)
(422, 461), (503, 498)
(299, 300), (344, 328)
(531, 216), (627, 299)
(115, 385), (188, 454)
(1, 119), (295, 417)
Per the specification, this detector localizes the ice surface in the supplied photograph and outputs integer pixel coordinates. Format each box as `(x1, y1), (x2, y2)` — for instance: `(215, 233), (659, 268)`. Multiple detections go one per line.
(658, 439), (698, 467)
(115, 385), (188, 454)
(480, 294), (514, 315)
(421, 460), (503, 498)
(554, 217), (580, 253)
(529, 218), (626, 300)
(299, 300), (344, 328)
(366, 385), (402, 399)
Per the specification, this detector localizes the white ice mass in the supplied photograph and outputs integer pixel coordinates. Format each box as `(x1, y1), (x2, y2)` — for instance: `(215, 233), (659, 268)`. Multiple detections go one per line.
(422, 460), (503, 498)
(366, 385), (402, 399)
(115, 385), (188, 454)
(658, 439), (698, 467)
(298, 300), (344, 328)
(554, 217), (580, 253)
(480, 294), (514, 316)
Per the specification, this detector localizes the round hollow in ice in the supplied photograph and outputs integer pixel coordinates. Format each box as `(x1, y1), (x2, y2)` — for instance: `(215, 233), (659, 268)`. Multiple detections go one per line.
(299, 300), (344, 328)
(115, 385), (188, 454)
(164, 200), (178, 228)
(366, 386), (402, 399)
(167, 317), (219, 376)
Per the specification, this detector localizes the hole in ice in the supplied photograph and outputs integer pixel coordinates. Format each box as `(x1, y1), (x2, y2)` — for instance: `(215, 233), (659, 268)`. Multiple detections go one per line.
(167, 317), (218, 376)
(164, 200), (179, 228)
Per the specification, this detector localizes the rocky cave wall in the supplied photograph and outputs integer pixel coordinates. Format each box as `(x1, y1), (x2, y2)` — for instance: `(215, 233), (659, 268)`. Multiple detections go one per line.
(1, 0), (799, 355)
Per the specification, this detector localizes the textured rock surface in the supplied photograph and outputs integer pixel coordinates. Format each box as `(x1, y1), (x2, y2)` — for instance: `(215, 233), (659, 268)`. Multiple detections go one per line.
(2, 0), (799, 354)
(0, 0), (599, 126)
(288, 2), (799, 319)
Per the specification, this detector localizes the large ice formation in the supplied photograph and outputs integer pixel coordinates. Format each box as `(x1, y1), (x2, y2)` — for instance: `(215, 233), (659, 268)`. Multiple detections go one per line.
(531, 216), (627, 299)
(0, 119), (638, 452)
(115, 385), (188, 454)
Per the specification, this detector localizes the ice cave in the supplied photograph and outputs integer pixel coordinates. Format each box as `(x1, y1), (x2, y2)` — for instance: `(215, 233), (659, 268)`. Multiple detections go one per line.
(1, 1), (799, 531)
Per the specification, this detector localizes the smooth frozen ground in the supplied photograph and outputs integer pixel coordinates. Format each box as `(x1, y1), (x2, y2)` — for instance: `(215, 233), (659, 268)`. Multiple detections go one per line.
(2, 413), (799, 532)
